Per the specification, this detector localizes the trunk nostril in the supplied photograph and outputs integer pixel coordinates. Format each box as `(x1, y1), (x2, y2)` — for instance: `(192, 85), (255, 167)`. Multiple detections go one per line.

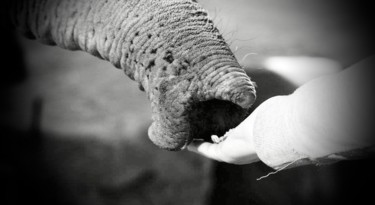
(189, 99), (250, 142)
(147, 66), (256, 150)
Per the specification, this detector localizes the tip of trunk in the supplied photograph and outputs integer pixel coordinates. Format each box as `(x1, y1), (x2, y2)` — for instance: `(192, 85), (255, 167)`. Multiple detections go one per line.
(206, 69), (256, 109)
(147, 68), (256, 151)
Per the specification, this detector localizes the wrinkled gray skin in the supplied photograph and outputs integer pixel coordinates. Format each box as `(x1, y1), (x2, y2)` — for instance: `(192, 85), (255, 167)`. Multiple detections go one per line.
(7, 0), (256, 150)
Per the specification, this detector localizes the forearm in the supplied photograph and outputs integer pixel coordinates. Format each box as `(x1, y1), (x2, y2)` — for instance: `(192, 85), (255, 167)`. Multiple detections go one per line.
(252, 56), (375, 169)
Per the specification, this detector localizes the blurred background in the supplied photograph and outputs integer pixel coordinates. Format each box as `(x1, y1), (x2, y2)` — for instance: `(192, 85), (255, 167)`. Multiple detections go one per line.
(1, 0), (374, 204)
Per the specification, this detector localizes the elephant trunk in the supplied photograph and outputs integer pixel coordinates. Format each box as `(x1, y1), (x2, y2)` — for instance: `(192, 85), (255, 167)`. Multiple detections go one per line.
(8, 0), (256, 150)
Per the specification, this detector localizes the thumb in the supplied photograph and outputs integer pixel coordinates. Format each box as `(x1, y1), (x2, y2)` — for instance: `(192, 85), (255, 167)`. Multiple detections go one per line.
(187, 111), (259, 164)
(227, 111), (257, 140)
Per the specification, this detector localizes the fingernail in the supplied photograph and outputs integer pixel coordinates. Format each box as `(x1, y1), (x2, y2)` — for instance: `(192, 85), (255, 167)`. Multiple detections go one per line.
(211, 135), (220, 143)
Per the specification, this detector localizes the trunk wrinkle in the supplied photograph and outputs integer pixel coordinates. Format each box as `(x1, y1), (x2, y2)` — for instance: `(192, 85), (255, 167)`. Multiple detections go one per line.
(8, 0), (256, 150)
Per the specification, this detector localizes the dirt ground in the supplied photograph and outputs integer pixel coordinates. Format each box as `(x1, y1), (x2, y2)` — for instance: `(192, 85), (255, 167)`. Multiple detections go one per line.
(2, 0), (373, 204)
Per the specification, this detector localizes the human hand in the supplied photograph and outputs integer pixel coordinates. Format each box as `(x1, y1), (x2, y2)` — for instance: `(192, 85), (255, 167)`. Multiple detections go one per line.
(187, 112), (260, 165)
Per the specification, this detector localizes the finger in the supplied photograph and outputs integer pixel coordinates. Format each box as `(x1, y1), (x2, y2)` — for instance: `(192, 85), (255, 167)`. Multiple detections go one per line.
(211, 135), (223, 143)
(187, 140), (224, 162)
(188, 137), (259, 164)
